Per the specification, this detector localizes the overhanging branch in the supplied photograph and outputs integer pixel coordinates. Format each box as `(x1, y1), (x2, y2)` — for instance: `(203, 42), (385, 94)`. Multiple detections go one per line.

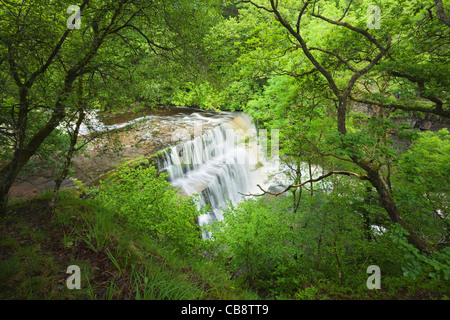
(112, 24), (177, 51)
(239, 0), (274, 13)
(309, 46), (358, 72)
(240, 170), (368, 197)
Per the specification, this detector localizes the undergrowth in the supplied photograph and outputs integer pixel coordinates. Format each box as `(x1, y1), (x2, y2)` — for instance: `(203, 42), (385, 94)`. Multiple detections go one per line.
(0, 189), (255, 300)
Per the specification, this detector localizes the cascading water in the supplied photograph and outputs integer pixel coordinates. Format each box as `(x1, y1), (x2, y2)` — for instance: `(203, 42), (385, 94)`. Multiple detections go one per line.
(157, 113), (275, 238)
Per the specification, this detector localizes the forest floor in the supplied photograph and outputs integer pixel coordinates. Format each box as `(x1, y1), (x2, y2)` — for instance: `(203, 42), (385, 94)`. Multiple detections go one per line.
(0, 190), (255, 300)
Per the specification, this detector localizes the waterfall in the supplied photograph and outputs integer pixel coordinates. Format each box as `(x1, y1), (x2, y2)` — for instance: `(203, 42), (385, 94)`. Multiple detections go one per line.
(157, 114), (272, 238)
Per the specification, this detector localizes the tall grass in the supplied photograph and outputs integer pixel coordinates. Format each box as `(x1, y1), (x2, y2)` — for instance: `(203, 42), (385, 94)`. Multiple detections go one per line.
(132, 265), (201, 300)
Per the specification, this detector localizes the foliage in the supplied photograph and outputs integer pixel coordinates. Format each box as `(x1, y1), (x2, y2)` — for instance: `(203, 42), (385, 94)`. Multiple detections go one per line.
(206, 180), (389, 297)
(207, 181), (449, 298)
(392, 129), (450, 244)
(1, 0), (449, 301)
(397, 129), (450, 194)
(95, 165), (203, 255)
(389, 224), (450, 280)
(0, 0), (224, 212)
(1, 188), (256, 300)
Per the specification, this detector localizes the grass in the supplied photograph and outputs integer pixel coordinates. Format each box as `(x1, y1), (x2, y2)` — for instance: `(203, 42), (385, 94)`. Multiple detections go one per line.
(0, 189), (256, 300)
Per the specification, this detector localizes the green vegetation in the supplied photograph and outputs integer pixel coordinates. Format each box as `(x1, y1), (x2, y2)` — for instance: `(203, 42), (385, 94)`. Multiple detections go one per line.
(207, 176), (449, 299)
(1, 160), (448, 300)
(96, 165), (203, 254)
(0, 168), (255, 300)
(1, 0), (449, 300)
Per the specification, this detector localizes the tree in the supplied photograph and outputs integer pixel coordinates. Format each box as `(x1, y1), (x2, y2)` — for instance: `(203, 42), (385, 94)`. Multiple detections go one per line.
(238, 0), (449, 253)
(435, 0), (450, 27)
(0, 0), (221, 214)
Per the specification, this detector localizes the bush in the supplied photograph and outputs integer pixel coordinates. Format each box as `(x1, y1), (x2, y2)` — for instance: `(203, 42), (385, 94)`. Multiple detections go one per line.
(208, 196), (298, 295)
(96, 165), (202, 254)
(206, 184), (413, 298)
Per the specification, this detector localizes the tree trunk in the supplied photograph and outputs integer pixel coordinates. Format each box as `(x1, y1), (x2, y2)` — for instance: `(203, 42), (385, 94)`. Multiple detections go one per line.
(0, 111), (66, 215)
(362, 187), (375, 242)
(0, 92), (69, 216)
(308, 160), (314, 196)
(337, 98), (348, 135)
(358, 160), (432, 253)
(339, 98), (431, 253)
(331, 228), (343, 286)
(435, 0), (450, 28)
(50, 109), (85, 210)
(50, 76), (85, 210)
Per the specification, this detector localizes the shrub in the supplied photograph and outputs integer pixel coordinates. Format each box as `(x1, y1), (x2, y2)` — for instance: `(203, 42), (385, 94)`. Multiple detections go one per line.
(96, 166), (202, 254)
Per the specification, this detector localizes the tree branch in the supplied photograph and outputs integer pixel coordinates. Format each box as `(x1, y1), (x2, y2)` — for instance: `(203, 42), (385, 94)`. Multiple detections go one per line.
(25, 0), (91, 89)
(338, 0), (354, 22)
(239, 0), (274, 13)
(311, 11), (387, 52)
(111, 24), (177, 51)
(267, 0), (342, 98)
(309, 46), (358, 72)
(389, 70), (445, 113)
(296, 1), (309, 34)
(274, 67), (317, 78)
(241, 170), (368, 197)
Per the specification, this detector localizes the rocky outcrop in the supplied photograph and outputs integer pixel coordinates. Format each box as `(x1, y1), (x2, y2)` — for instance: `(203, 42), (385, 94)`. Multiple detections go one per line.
(350, 101), (450, 132)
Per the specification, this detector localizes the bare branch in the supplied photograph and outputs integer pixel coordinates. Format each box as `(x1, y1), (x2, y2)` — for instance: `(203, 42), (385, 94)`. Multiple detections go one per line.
(389, 70), (445, 113)
(25, 0), (91, 89)
(296, 1), (309, 34)
(111, 24), (177, 51)
(274, 67), (317, 78)
(311, 11), (387, 52)
(240, 170), (368, 197)
(265, 0), (342, 98)
(239, 0), (274, 13)
(338, 0), (354, 22)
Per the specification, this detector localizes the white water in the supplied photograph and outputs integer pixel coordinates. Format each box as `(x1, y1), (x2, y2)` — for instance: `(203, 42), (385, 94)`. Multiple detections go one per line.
(157, 113), (281, 238)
